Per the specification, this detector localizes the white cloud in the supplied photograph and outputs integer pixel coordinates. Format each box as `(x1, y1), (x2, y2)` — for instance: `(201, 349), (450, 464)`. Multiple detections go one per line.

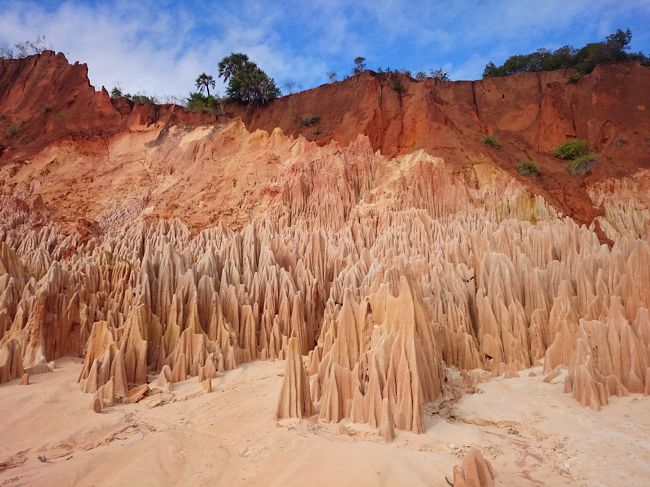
(1, 0), (648, 94)
(0, 0), (330, 97)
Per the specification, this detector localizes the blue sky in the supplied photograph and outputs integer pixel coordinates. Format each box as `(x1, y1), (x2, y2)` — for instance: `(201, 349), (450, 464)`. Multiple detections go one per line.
(1, 0), (649, 99)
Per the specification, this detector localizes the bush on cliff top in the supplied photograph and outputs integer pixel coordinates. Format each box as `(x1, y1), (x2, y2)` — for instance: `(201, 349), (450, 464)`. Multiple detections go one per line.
(186, 92), (222, 113)
(483, 28), (650, 78)
(110, 87), (158, 104)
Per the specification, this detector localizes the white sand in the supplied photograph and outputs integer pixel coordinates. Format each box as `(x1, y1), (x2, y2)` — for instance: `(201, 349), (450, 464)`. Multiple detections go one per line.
(1, 358), (649, 486)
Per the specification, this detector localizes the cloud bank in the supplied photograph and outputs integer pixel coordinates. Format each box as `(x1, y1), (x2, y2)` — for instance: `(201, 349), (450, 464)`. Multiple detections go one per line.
(0, 0), (648, 98)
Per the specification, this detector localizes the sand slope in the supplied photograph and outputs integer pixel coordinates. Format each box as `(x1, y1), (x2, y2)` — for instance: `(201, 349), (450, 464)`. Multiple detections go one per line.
(1, 358), (648, 486)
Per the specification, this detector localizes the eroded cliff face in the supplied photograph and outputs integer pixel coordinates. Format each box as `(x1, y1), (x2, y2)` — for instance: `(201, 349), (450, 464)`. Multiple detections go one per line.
(1, 53), (650, 437)
(232, 63), (650, 227)
(0, 50), (218, 165)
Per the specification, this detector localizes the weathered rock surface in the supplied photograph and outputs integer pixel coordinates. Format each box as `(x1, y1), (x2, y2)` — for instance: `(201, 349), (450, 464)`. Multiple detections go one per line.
(452, 448), (495, 487)
(276, 337), (313, 419)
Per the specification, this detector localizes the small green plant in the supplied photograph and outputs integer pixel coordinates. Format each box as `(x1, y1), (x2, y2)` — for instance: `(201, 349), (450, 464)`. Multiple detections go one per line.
(391, 76), (406, 94)
(301, 115), (321, 126)
(568, 153), (597, 174)
(552, 139), (590, 159)
(6, 123), (20, 139)
(482, 135), (500, 148)
(568, 72), (583, 84)
(517, 159), (541, 177)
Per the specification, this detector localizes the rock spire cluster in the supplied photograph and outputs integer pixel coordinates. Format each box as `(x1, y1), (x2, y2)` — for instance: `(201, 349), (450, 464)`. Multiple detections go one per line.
(1, 131), (648, 435)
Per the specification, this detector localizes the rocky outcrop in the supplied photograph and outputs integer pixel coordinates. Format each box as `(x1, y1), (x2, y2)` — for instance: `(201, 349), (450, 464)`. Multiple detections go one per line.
(0, 51), (218, 168)
(276, 337), (313, 419)
(452, 448), (495, 487)
(545, 298), (650, 410)
(0, 338), (23, 383)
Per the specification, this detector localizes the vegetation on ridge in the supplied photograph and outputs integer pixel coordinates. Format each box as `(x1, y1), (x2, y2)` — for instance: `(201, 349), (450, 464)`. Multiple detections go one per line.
(110, 87), (158, 104)
(483, 28), (649, 78)
(218, 53), (281, 106)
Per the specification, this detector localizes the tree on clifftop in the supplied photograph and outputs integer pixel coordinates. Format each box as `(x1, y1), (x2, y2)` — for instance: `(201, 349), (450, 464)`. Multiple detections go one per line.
(218, 53), (280, 106)
(353, 56), (366, 75)
(218, 53), (250, 83)
(195, 73), (216, 97)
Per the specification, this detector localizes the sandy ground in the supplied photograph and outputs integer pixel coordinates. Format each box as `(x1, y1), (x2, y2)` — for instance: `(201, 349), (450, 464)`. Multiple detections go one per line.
(1, 358), (649, 487)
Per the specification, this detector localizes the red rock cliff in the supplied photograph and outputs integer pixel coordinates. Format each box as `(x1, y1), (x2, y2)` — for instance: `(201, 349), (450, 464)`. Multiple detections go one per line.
(1, 52), (649, 227)
(0, 51), (217, 163)
(231, 64), (650, 227)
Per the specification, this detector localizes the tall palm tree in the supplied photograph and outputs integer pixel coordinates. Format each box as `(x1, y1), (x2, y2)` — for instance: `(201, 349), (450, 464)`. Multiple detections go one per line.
(218, 53), (249, 83)
(195, 73), (216, 97)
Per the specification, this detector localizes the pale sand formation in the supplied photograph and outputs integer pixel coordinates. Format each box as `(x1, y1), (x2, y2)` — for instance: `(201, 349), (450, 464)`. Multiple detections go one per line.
(1, 120), (650, 485)
(1, 358), (649, 486)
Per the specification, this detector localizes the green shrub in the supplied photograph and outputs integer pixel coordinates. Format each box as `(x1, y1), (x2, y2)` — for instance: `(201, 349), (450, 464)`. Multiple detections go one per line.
(129, 94), (158, 104)
(552, 139), (590, 159)
(110, 87), (124, 98)
(568, 72), (583, 84)
(391, 76), (406, 94)
(482, 135), (500, 148)
(568, 153), (597, 174)
(186, 92), (221, 113)
(301, 115), (321, 126)
(517, 159), (541, 177)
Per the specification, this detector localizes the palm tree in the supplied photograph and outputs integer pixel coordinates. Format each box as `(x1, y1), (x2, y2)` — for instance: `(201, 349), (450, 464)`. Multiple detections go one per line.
(218, 53), (249, 83)
(195, 73), (216, 97)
